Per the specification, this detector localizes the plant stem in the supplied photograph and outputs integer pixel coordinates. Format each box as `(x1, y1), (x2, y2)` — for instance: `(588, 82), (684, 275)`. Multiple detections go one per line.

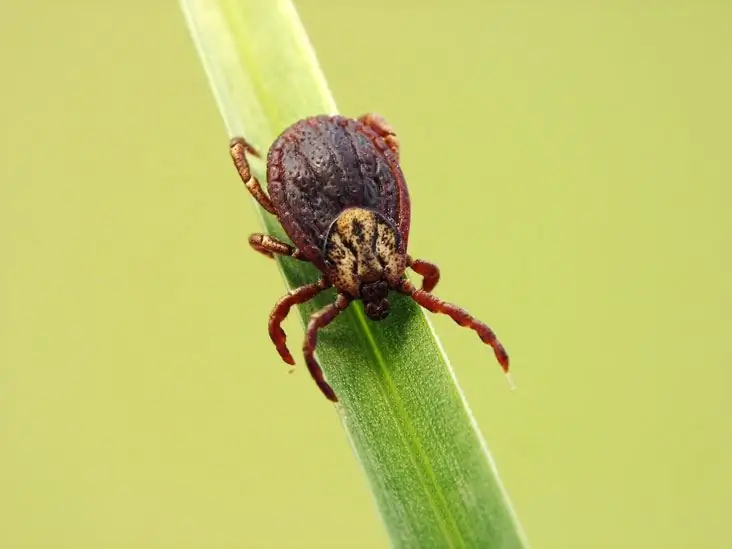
(180, 1), (530, 547)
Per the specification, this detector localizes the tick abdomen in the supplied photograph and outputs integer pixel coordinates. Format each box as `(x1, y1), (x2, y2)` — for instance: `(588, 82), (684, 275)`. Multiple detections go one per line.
(266, 116), (402, 255)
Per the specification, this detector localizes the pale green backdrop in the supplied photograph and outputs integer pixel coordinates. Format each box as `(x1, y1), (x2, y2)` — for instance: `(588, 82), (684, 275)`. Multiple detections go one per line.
(1, 1), (730, 548)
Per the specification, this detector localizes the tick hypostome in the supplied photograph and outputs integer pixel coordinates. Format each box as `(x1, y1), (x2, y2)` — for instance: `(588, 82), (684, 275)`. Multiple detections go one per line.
(230, 113), (510, 402)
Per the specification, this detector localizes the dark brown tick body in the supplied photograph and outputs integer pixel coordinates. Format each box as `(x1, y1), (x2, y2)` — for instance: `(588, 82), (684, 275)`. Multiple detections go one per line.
(230, 114), (509, 402)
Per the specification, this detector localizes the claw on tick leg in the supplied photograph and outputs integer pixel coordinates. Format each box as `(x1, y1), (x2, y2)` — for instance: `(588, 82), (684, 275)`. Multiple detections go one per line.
(303, 294), (350, 403)
(267, 278), (330, 368)
(400, 280), (512, 387)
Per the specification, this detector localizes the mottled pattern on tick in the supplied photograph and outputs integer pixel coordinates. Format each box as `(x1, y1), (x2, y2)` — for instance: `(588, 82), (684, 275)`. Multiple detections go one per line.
(266, 116), (403, 267)
(323, 208), (403, 297)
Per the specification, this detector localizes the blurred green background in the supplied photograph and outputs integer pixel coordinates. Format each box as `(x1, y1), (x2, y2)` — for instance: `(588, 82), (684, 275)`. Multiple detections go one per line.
(1, 1), (730, 548)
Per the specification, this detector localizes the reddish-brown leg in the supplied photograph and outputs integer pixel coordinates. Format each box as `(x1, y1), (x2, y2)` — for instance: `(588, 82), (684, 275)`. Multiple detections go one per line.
(358, 113), (400, 160)
(407, 255), (441, 293)
(249, 233), (307, 261)
(303, 294), (351, 402)
(399, 280), (509, 373)
(229, 137), (277, 215)
(269, 278), (331, 365)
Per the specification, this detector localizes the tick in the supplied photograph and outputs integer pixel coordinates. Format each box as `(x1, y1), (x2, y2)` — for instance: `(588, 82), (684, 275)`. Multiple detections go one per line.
(230, 114), (509, 402)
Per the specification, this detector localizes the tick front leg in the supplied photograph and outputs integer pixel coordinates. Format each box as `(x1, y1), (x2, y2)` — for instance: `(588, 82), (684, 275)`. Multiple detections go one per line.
(399, 280), (510, 375)
(358, 113), (400, 161)
(268, 278), (331, 365)
(229, 137), (277, 215)
(304, 294), (351, 402)
(249, 233), (307, 261)
(407, 255), (441, 293)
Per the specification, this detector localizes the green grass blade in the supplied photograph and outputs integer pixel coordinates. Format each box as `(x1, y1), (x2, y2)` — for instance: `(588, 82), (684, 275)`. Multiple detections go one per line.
(180, 1), (530, 547)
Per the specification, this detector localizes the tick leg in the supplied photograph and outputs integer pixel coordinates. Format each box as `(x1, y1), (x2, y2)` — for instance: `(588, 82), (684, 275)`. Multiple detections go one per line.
(249, 233), (308, 261)
(229, 137), (277, 215)
(407, 255), (441, 293)
(269, 278), (331, 365)
(358, 113), (400, 160)
(399, 280), (509, 375)
(303, 294), (351, 402)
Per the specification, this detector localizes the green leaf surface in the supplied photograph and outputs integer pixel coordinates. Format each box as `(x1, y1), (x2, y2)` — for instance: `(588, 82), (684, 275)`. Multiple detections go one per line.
(180, 1), (530, 547)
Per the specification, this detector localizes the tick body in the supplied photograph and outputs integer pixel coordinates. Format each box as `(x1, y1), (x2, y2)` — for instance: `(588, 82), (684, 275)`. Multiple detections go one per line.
(230, 114), (509, 402)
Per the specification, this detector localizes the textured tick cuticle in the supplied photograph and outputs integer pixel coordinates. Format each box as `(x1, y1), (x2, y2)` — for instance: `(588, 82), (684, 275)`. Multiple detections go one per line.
(323, 207), (403, 299)
(230, 113), (510, 402)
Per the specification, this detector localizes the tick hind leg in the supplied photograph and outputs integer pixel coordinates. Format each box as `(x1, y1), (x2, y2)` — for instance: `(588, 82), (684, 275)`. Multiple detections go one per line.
(358, 113), (400, 160)
(249, 233), (307, 261)
(399, 280), (510, 376)
(407, 255), (441, 293)
(229, 137), (277, 215)
(268, 278), (331, 366)
(303, 294), (351, 402)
